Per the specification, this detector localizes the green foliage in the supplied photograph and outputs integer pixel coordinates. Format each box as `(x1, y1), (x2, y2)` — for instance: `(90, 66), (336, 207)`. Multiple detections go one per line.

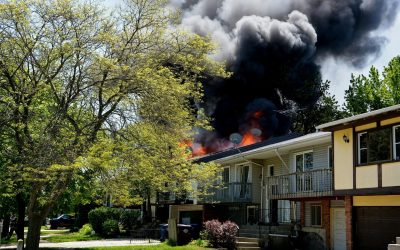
(45, 232), (102, 243)
(102, 219), (120, 237)
(290, 80), (345, 134)
(78, 224), (94, 236)
(188, 238), (209, 247)
(0, 0), (226, 248)
(88, 207), (121, 235)
(120, 210), (140, 231)
(344, 56), (400, 115)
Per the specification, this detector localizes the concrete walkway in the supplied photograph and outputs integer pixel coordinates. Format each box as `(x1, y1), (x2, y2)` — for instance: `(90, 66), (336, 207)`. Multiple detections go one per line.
(0, 238), (161, 249)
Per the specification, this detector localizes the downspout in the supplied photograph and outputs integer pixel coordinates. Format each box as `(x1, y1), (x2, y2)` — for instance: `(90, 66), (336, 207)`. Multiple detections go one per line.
(275, 148), (289, 172)
(260, 165), (264, 217)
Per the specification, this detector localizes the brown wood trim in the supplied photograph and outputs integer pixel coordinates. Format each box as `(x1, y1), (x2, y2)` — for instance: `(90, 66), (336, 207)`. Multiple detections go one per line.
(353, 126), (357, 190)
(320, 110), (400, 132)
(378, 163), (382, 188)
(334, 186), (400, 196)
(331, 133), (335, 190)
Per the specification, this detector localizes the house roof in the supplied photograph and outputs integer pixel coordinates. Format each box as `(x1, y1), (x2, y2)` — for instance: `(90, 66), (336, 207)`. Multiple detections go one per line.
(195, 131), (331, 163)
(316, 104), (400, 131)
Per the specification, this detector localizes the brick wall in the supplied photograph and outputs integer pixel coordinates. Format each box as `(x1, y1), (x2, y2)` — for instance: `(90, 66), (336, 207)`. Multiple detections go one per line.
(322, 200), (331, 249)
(345, 195), (353, 250)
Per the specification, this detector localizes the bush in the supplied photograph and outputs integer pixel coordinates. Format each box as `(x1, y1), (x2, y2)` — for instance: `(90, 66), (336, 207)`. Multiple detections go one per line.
(102, 219), (120, 237)
(79, 224), (93, 236)
(188, 238), (209, 247)
(88, 207), (121, 235)
(202, 219), (238, 249)
(120, 209), (140, 231)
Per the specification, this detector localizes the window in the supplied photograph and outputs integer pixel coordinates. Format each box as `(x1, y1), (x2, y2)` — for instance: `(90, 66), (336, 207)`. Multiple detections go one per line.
(295, 151), (313, 171)
(269, 165), (274, 176)
(393, 125), (400, 160)
(358, 132), (368, 164)
(311, 204), (322, 226)
(328, 146), (333, 168)
(278, 200), (291, 223)
(222, 167), (229, 183)
(357, 127), (391, 165)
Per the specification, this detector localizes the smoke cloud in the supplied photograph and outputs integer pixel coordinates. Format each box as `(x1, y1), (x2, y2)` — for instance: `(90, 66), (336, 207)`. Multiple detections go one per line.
(174, 0), (400, 154)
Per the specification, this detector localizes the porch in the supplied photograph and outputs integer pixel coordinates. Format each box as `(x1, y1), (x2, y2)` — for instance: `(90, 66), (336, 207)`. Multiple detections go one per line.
(265, 168), (333, 199)
(204, 182), (253, 203)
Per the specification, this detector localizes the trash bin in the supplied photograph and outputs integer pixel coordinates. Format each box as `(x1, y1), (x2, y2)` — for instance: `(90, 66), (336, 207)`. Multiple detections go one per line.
(177, 224), (193, 245)
(159, 224), (168, 242)
(190, 223), (200, 239)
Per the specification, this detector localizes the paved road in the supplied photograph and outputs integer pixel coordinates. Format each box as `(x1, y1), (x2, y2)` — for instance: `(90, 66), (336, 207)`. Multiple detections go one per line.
(0, 238), (161, 249)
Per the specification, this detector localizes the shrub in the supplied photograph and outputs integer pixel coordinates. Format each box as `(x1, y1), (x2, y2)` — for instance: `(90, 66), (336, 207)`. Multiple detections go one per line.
(202, 219), (238, 249)
(188, 238), (209, 247)
(120, 209), (140, 231)
(102, 219), (120, 237)
(220, 220), (239, 249)
(79, 224), (93, 236)
(88, 207), (121, 235)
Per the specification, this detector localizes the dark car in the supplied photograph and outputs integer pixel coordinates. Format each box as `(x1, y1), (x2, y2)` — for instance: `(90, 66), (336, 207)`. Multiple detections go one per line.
(50, 214), (75, 229)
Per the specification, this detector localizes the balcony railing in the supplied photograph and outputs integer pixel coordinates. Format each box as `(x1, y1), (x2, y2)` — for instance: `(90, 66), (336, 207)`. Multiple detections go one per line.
(203, 182), (252, 203)
(265, 168), (333, 199)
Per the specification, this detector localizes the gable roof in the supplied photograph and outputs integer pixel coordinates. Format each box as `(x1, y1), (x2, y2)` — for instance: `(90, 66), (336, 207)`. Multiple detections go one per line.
(195, 131), (331, 163)
(316, 104), (400, 131)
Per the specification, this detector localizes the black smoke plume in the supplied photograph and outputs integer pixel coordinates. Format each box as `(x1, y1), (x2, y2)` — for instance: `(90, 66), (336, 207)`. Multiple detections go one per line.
(172, 0), (399, 154)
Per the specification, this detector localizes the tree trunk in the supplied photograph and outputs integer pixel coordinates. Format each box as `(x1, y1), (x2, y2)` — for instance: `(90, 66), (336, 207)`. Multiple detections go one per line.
(1, 214), (11, 238)
(25, 214), (44, 250)
(146, 194), (152, 222)
(16, 194), (26, 241)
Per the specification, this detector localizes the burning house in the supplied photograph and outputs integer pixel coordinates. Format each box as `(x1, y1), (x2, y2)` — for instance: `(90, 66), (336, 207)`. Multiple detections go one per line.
(162, 1), (400, 249)
(172, 0), (399, 155)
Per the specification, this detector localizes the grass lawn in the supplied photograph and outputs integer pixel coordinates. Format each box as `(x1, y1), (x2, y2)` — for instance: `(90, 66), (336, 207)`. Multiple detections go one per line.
(0, 235), (17, 244)
(79, 242), (209, 250)
(40, 229), (69, 236)
(1, 228), (101, 244)
(44, 231), (102, 243)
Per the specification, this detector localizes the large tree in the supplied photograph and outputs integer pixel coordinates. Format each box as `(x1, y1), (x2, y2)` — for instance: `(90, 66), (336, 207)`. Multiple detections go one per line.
(0, 0), (225, 249)
(288, 80), (345, 134)
(344, 56), (400, 115)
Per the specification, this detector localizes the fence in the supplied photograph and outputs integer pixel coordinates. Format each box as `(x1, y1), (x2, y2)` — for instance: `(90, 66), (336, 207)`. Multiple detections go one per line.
(129, 229), (160, 243)
(265, 168), (333, 199)
(203, 182), (253, 203)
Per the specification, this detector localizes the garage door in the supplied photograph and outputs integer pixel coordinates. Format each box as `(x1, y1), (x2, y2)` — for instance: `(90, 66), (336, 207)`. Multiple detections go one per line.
(354, 207), (400, 250)
(332, 208), (346, 250)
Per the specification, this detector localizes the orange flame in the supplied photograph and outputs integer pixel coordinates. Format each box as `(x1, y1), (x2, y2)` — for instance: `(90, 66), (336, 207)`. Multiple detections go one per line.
(181, 140), (208, 157)
(191, 143), (207, 157)
(239, 131), (261, 146)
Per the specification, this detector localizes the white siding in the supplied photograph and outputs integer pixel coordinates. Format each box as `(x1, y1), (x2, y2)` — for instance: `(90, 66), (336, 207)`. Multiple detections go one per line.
(289, 143), (331, 171)
(252, 164), (262, 203)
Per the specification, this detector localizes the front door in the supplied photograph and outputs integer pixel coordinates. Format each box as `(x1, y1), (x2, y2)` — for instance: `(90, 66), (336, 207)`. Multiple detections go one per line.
(331, 208), (346, 250)
(295, 151), (313, 191)
(247, 205), (257, 225)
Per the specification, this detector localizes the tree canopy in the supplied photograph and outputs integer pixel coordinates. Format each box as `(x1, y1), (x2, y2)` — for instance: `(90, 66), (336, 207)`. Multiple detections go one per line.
(0, 0), (226, 249)
(344, 56), (400, 115)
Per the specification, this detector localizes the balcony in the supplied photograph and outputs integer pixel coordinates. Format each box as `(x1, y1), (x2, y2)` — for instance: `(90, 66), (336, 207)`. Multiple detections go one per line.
(265, 168), (333, 199)
(203, 182), (253, 203)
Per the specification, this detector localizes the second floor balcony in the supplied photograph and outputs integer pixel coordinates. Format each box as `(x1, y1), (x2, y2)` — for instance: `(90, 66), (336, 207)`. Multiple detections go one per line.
(203, 182), (253, 203)
(265, 168), (333, 199)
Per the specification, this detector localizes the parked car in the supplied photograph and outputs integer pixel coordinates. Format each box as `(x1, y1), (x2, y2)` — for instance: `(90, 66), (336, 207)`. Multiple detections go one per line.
(49, 214), (75, 229)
